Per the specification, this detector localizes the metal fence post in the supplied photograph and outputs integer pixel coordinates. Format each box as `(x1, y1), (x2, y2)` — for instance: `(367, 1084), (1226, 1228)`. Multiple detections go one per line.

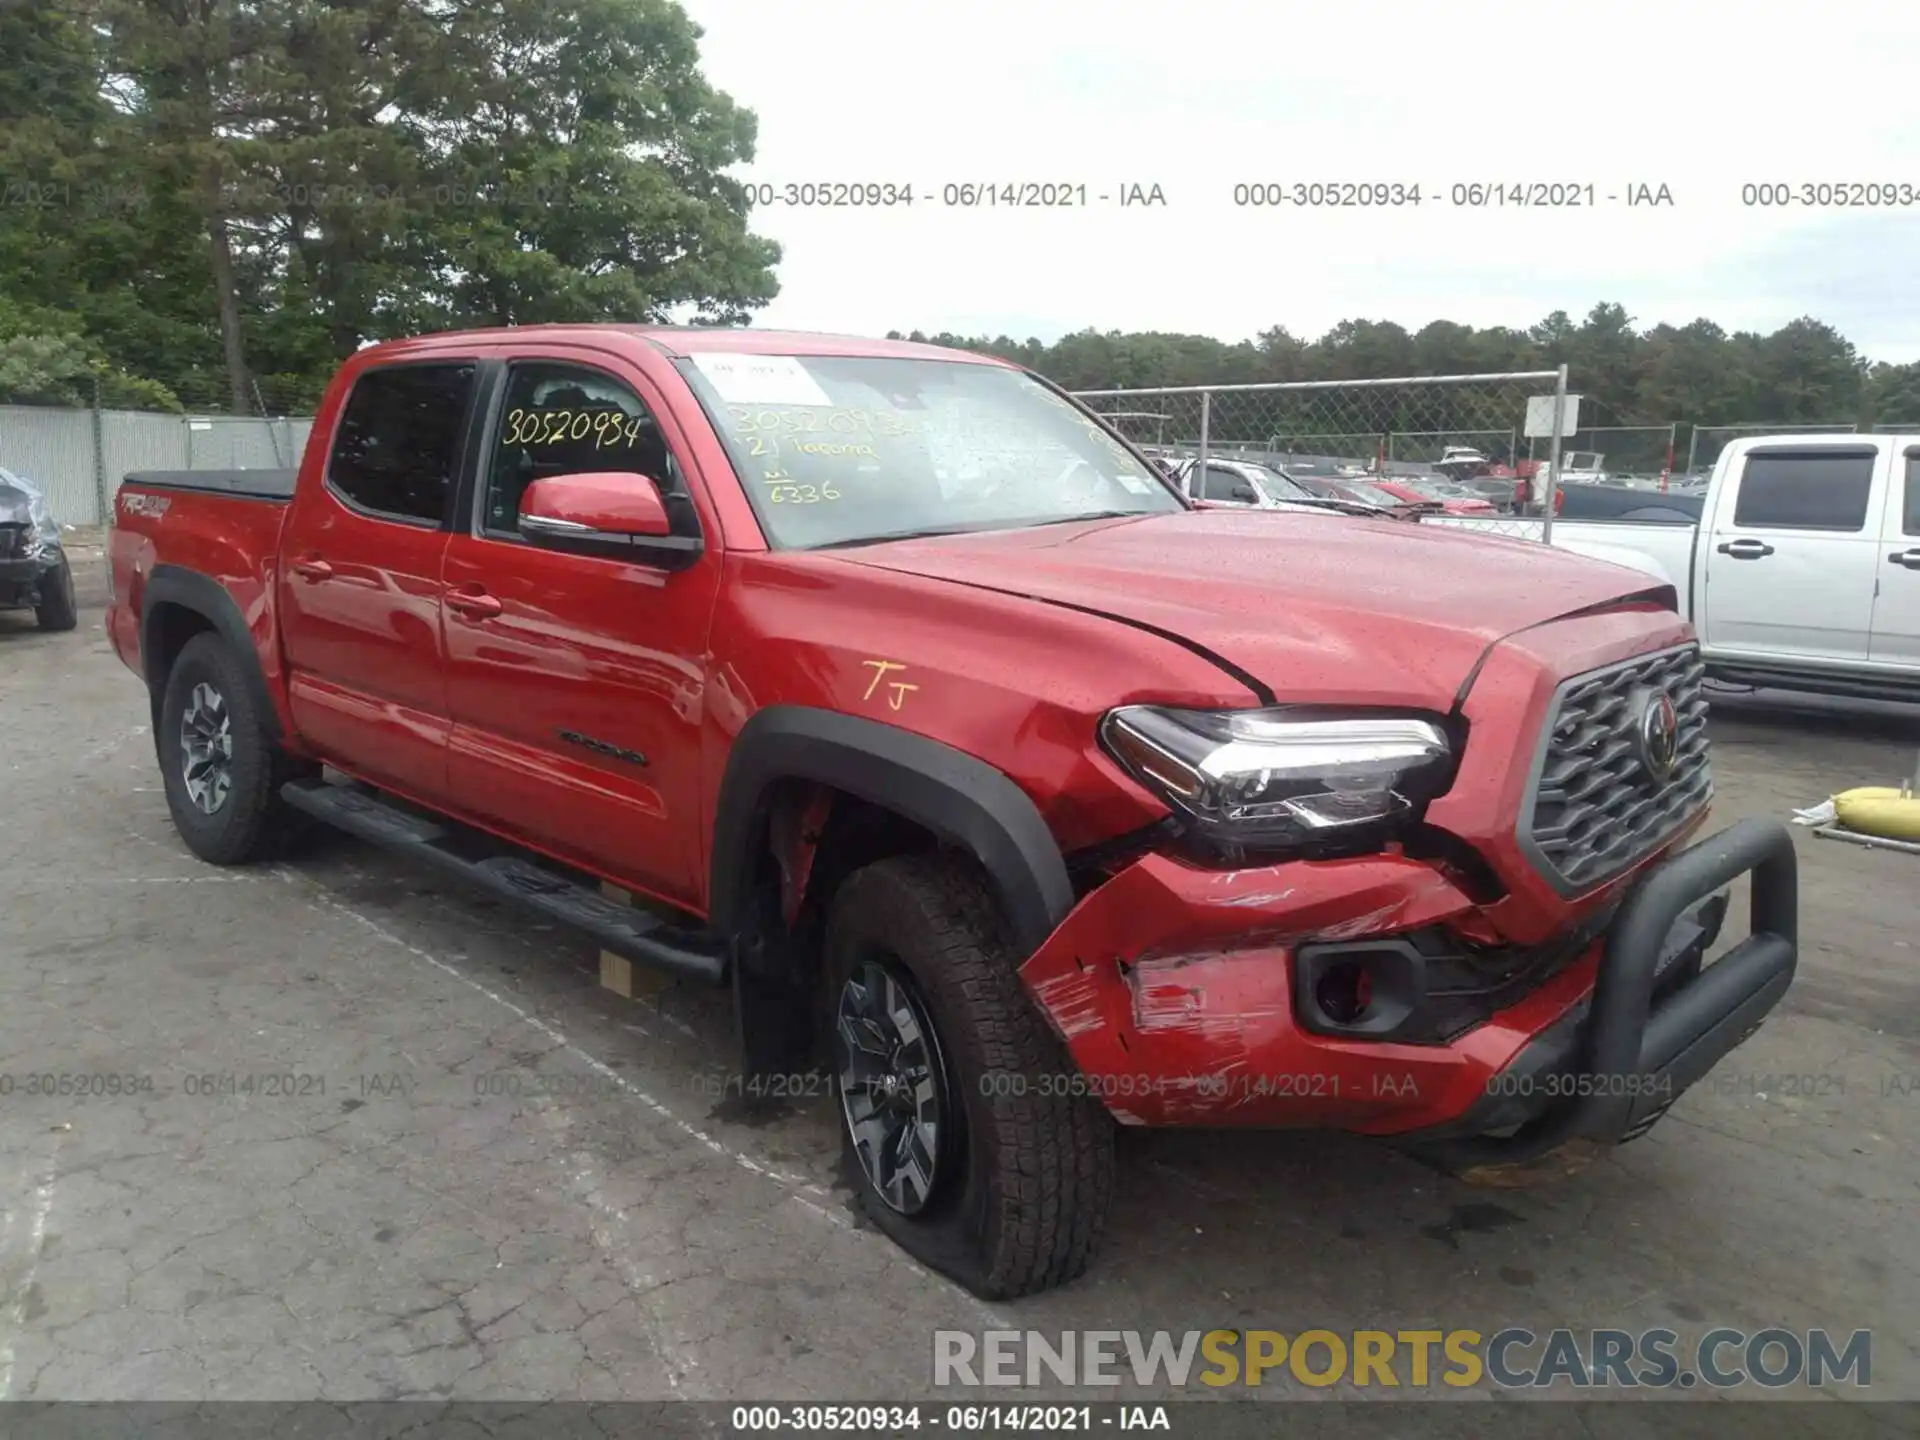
(1541, 364), (1568, 544)
(1197, 389), (1211, 475)
(1684, 427), (1700, 477)
(90, 375), (110, 527)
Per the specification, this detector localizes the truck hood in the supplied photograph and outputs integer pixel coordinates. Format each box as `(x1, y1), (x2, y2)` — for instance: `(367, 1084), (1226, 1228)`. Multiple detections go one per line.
(831, 510), (1667, 707)
(0, 469), (61, 549)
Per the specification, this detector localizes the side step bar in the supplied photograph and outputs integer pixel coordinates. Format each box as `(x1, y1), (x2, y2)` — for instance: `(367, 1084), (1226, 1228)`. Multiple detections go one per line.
(280, 778), (728, 986)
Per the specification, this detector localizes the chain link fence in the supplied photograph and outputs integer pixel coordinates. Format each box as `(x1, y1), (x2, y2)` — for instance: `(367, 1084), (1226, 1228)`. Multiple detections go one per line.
(0, 403), (313, 527)
(1074, 369), (1572, 521)
(1549, 424), (1678, 481)
(1385, 429), (1521, 467)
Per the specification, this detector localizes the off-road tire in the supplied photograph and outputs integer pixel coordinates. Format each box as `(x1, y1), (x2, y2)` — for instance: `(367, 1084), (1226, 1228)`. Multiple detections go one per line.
(157, 632), (309, 865)
(824, 855), (1115, 1298)
(34, 557), (77, 632)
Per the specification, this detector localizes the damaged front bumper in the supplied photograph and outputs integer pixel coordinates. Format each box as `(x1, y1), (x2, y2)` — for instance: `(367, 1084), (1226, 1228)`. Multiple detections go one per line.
(1017, 818), (1798, 1156)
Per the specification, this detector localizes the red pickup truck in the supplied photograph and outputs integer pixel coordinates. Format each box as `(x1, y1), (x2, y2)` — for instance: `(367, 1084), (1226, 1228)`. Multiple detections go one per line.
(107, 325), (1798, 1299)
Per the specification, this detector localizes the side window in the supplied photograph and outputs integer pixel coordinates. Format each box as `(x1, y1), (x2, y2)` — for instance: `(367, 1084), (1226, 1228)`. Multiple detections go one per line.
(1905, 453), (1920, 535)
(482, 363), (680, 536)
(1201, 466), (1253, 502)
(327, 363), (476, 524)
(1731, 451), (1874, 531)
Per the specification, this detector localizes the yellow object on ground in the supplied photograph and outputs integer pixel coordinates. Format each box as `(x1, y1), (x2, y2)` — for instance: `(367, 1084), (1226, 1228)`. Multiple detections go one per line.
(1834, 787), (1920, 841)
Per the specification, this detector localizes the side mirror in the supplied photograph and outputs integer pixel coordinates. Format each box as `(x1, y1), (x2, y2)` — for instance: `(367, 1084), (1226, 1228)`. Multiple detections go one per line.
(518, 471), (702, 569)
(1230, 484), (1259, 504)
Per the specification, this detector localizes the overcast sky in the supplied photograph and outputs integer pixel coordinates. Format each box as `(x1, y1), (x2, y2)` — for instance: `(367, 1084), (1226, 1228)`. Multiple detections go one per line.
(678, 0), (1920, 363)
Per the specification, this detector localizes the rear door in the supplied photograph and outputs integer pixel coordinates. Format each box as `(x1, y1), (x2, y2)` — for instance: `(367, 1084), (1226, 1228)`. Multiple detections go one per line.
(1868, 444), (1920, 666)
(1696, 442), (1888, 665)
(277, 358), (484, 800)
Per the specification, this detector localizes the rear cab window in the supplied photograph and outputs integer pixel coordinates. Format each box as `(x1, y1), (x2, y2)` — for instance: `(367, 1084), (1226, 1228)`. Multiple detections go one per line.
(1728, 450), (1876, 532)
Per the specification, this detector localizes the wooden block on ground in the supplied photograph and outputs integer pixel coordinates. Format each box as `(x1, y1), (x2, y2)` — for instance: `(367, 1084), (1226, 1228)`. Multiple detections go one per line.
(599, 881), (671, 998)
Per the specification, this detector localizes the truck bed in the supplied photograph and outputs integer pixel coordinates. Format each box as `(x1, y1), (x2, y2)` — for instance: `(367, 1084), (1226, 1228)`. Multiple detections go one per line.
(123, 469), (299, 502)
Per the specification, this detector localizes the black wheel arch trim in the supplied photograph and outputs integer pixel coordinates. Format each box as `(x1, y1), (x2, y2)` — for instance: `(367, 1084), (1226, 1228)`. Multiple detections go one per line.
(709, 706), (1075, 955)
(140, 564), (282, 741)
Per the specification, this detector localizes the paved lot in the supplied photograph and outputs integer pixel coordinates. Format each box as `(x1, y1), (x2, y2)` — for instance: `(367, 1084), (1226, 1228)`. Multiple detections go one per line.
(0, 551), (1914, 1416)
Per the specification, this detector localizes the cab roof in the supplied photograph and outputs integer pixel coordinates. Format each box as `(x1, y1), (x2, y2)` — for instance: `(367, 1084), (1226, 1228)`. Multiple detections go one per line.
(368, 324), (1010, 365)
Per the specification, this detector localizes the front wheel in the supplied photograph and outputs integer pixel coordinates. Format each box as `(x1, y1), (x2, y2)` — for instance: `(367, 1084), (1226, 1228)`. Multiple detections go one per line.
(34, 557), (76, 632)
(824, 856), (1115, 1299)
(156, 632), (307, 864)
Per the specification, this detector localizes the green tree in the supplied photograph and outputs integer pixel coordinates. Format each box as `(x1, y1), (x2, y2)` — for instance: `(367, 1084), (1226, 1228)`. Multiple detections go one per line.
(1867, 362), (1920, 428)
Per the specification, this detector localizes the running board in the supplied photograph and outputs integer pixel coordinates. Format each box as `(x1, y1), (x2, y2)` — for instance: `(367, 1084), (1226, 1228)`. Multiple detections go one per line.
(279, 778), (728, 986)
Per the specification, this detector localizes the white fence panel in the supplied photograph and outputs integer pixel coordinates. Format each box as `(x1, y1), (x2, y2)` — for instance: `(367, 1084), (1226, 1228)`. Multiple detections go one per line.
(0, 406), (99, 525)
(0, 404), (318, 526)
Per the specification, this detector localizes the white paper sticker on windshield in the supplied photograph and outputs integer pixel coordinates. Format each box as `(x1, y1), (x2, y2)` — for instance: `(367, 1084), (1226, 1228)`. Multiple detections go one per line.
(691, 352), (833, 407)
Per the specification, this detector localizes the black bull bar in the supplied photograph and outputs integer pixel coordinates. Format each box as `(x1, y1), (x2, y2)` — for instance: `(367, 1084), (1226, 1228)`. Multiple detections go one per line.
(1401, 817), (1798, 1178)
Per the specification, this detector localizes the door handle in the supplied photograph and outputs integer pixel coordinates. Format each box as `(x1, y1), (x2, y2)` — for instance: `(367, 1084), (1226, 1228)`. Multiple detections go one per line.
(445, 588), (503, 620)
(1715, 539), (1774, 559)
(289, 555), (333, 581)
(1889, 549), (1920, 570)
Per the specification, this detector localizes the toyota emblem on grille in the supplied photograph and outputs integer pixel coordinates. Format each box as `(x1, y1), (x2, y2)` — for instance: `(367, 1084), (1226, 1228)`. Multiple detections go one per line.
(1634, 688), (1680, 783)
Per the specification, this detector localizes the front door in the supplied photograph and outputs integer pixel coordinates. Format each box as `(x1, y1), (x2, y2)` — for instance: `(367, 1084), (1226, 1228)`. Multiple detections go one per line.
(438, 355), (723, 912)
(277, 359), (480, 800)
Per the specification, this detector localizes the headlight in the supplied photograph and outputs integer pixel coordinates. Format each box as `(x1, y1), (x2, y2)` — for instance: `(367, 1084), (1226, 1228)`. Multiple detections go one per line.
(1100, 705), (1455, 859)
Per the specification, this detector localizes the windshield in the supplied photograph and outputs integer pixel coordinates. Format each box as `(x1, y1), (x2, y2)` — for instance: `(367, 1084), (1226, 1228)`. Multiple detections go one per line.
(675, 354), (1183, 548)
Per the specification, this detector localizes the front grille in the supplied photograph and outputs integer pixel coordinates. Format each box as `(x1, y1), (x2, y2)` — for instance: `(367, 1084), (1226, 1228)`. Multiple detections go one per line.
(1521, 643), (1712, 894)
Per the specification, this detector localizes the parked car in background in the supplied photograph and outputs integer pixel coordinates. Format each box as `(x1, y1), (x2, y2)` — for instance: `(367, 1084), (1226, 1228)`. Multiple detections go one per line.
(1433, 445), (1494, 485)
(1167, 456), (1392, 517)
(0, 468), (78, 631)
(1294, 474), (1434, 520)
(104, 324), (1800, 1297)
(1369, 476), (1498, 516)
(1431, 433), (1920, 701)
(1557, 451), (1612, 486)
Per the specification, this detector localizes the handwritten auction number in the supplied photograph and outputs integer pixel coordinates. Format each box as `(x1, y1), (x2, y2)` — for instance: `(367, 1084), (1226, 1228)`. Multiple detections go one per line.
(728, 405), (918, 438)
(502, 407), (646, 450)
(766, 482), (840, 504)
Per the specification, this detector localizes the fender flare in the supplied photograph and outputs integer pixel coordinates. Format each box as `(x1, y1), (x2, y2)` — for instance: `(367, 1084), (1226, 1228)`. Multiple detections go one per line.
(709, 706), (1075, 955)
(141, 564), (282, 741)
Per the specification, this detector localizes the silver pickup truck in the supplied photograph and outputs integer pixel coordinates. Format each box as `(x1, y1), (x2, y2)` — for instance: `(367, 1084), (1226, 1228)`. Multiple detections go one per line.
(1431, 433), (1920, 702)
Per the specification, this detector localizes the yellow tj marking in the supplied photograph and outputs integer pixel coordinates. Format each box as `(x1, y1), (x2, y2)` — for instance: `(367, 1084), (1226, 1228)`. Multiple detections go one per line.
(861, 659), (920, 711)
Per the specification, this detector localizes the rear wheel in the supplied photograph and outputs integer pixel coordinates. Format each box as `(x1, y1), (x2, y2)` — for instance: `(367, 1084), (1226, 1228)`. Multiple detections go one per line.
(824, 855), (1114, 1298)
(156, 632), (308, 864)
(34, 557), (76, 632)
